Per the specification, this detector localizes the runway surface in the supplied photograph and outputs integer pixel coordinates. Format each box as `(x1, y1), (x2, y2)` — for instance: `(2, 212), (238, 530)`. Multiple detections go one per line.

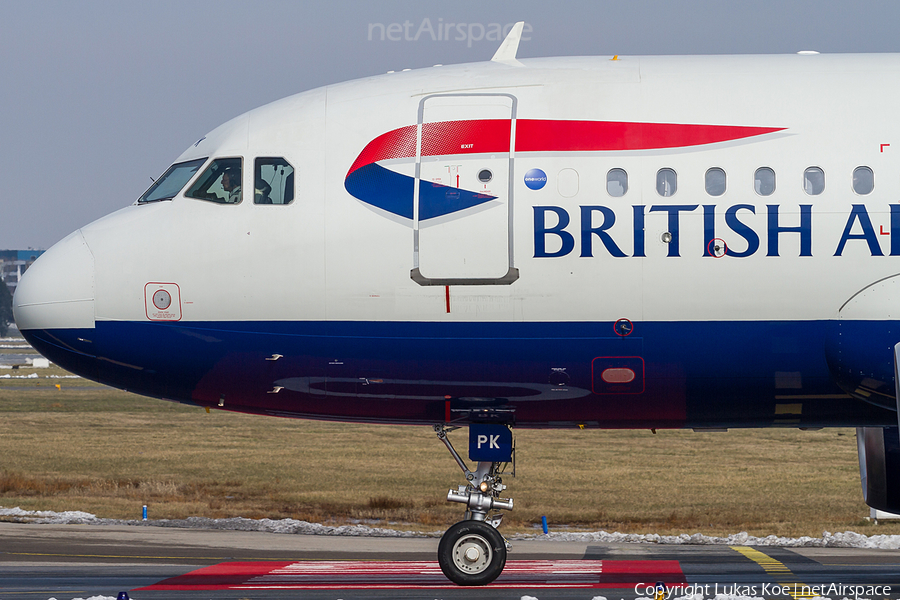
(3, 522), (900, 599)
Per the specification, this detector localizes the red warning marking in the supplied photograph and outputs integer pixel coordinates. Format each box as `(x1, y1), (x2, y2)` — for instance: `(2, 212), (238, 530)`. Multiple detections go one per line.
(136, 559), (686, 590)
(707, 237), (728, 258)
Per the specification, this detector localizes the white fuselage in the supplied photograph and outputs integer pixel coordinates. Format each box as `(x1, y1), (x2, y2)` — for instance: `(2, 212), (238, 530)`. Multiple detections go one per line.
(13, 53), (900, 428)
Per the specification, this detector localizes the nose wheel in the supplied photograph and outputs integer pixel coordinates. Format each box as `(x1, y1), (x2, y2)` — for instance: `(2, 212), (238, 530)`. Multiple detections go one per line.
(438, 520), (507, 585)
(434, 424), (514, 586)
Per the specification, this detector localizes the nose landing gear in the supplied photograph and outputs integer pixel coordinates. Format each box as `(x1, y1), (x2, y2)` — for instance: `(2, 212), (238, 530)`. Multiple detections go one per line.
(434, 424), (514, 586)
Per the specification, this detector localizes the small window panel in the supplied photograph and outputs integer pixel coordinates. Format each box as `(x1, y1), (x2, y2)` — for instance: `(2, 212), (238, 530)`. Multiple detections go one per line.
(254, 157), (295, 205)
(656, 168), (677, 197)
(138, 158), (207, 204)
(803, 167), (825, 195)
(185, 158), (243, 204)
(607, 168), (628, 197)
(853, 166), (874, 195)
(754, 167), (775, 196)
(705, 167), (726, 197)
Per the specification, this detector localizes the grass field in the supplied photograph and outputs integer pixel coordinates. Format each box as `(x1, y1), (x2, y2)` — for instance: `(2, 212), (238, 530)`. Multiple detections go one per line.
(0, 342), (894, 538)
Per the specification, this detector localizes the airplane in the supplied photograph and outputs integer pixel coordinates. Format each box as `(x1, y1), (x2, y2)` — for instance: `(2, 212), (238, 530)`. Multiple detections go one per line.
(12, 22), (900, 585)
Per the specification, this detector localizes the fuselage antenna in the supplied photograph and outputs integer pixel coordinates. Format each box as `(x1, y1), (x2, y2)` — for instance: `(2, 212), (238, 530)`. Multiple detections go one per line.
(491, 21), (525, 66)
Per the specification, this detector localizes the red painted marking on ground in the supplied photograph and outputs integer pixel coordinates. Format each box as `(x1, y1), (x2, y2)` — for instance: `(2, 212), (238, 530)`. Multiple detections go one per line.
(136, 559), (686, 590)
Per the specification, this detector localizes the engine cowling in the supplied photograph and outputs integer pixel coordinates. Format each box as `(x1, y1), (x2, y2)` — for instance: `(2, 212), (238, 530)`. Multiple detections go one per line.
(825, 275), (900, 409)
(857, 427), (900, 512)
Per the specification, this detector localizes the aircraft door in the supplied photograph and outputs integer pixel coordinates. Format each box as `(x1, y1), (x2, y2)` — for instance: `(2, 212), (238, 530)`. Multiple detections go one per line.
(411, 94), (519, 285)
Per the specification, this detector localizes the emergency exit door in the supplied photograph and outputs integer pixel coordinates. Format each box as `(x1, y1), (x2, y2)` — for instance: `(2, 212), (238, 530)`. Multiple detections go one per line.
(411, 94), (519, 285)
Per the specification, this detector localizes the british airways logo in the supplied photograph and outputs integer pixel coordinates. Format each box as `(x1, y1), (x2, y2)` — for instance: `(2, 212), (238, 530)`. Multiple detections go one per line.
(344, 121), (497, 221)
(342, 120), (896, 259)
(344, 119), (784, 221)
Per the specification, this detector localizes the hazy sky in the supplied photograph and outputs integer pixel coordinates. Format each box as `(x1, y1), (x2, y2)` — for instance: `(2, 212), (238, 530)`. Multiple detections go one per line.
(4, 0), (900, 249)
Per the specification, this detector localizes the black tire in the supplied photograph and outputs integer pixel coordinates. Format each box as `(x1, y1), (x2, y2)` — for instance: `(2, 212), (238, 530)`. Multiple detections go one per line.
(437, 520), (507, 586)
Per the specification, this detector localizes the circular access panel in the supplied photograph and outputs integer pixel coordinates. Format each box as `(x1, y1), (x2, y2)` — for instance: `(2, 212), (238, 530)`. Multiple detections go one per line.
(152, 289), (172, 310)
(613, 318), (634, 337)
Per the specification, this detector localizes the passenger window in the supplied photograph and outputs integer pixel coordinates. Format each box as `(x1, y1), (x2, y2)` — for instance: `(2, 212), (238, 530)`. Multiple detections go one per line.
(853, 166), (874, 195)
(185, 158), (243, 204)
(803, 167), (825, 195)
(705, 167), (726, 197)
(138, 158), (207, 204)
(754, 167), (775, 196)
(255, 157), (295, 205)
(607, 168), (628, 197)
(656, 168), (677, 197)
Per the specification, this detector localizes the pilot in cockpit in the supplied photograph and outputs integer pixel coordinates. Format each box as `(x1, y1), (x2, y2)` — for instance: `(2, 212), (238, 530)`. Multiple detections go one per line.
(254, 179), (273, 204)
(221, 167), (242, 203)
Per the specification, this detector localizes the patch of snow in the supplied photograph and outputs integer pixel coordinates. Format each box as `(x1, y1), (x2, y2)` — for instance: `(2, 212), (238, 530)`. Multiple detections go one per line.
(0, 507), (100, 524)
(511, 528), (900, 549)
(4, 505), (900, 549)
(0, 506), (433, 537)
(150, 516), (430, 537)
(0, 373), (78, 378)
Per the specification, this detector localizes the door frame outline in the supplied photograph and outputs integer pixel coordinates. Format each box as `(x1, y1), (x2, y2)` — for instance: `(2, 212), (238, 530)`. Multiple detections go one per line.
(410, 93), (519, 286)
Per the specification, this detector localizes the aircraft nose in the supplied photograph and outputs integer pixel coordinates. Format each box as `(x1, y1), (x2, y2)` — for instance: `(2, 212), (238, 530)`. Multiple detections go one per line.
(14, 229), (95, 332)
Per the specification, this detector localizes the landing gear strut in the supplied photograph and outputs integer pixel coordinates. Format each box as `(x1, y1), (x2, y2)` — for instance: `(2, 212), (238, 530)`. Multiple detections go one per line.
(434, 424), (514, 586)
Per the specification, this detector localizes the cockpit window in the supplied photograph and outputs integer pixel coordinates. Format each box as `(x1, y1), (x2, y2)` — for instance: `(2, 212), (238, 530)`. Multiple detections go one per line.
(137, 158), (207, 204)
(185, 157), (243, 204)
(254, 157), (295, 205)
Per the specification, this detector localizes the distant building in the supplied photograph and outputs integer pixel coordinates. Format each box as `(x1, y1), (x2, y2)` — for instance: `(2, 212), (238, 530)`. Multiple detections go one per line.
(1, 250), (45, 294)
